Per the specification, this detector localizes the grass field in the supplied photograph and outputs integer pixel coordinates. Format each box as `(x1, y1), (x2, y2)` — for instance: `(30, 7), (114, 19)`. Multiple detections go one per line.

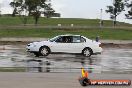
(0, 16), (132, 27)
(0, 17), (132, 40)
(0, 28), (132, 40)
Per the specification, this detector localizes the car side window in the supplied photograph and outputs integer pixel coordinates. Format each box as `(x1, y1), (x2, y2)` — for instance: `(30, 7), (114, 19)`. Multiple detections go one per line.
(55, 37), (63, 43)
(63, 36), (72, 43)
(55, 36), (72, 43)
(81, 37), (86, 42)
(72, 36), (81, 43)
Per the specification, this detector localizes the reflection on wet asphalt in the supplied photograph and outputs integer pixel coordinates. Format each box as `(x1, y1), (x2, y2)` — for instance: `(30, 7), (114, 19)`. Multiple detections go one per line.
(0, 45), (132, 73)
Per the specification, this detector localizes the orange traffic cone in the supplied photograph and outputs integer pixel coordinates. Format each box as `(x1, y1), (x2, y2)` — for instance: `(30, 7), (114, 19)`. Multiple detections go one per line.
(81, 68), (89, 78)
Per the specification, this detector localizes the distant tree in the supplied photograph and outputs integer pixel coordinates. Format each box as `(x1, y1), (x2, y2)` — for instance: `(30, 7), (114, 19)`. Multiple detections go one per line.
(10, 1), (21, 17)
(44, 3), (55, 18)
(125, 0), (132, 19)
(0, 11), (1, 17)
(106, 0), (125, 26)
(10, 0), (59, 25)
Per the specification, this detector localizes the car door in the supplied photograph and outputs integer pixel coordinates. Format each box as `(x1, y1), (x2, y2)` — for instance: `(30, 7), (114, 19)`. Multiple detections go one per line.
(68, 36), (86, 53)
(51, 36), (70, 53)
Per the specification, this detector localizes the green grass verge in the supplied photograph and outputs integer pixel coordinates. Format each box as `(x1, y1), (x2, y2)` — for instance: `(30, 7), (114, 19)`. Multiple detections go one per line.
(0, 17), (132, 27)
(0, 17), (132, 40)
(0, 28), (132, 40)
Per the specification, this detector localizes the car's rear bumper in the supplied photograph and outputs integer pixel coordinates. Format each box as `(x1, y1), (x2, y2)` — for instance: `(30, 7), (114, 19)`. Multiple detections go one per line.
(92, 47), (102, 54)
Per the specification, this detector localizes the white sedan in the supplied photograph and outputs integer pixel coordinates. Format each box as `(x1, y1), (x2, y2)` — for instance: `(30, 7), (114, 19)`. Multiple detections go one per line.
(26, 34), (102, 57)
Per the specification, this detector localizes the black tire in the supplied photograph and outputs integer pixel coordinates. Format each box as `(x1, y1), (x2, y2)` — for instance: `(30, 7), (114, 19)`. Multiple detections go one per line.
(39, 46), (50, 56)
(79, 78), (90, 86)
(33, 52), (40, 57)
(82, 48), (93, 57)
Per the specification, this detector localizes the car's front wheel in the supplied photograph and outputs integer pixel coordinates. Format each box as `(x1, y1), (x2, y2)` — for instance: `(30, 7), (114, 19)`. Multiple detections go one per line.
(82, 48), (93, 57)
(39, 46), (50, 56)
(33, 52), (40, 57)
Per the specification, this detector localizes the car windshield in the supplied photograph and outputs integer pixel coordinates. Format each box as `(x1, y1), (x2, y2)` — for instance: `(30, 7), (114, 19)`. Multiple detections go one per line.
(49, 36), (60, 42)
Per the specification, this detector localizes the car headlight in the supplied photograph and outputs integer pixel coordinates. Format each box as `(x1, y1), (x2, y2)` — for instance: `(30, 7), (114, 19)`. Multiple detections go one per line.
(27, 44), (31, 46)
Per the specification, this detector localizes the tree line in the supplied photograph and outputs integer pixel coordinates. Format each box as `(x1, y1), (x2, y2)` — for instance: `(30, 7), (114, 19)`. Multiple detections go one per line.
(10, 0), (60, 25)
(106, 0), (132, 26)
(10, 0), (131, 26)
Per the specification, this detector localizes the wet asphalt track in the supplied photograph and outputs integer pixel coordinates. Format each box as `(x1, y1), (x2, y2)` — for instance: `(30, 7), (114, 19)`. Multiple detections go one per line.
(0, 45), (132, 74)
(0, 72), (132, 88)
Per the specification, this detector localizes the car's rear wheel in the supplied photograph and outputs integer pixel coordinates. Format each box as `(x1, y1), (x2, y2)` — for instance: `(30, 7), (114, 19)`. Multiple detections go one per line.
(82, 48), (93, 57)
(39, 46), (50, 56)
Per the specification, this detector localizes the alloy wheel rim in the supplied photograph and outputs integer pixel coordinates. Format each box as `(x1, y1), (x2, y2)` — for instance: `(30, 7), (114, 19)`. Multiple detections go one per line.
(41, 48), (48, 55)
(84, 49), (90, 56)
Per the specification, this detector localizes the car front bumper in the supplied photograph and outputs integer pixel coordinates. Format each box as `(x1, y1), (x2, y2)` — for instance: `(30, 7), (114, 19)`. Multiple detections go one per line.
(26, 45), (39, 52)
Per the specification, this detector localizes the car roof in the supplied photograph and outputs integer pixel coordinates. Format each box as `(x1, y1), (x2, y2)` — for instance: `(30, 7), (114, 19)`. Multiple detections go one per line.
(59, 34), (81, 37)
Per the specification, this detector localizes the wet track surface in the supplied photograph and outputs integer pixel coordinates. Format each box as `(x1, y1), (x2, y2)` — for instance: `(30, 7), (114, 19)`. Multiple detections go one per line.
(0, 45), (132, 73)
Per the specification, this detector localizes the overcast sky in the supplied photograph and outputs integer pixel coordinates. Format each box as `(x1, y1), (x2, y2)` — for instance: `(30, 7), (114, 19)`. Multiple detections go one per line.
(0, 0), (131, 24)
